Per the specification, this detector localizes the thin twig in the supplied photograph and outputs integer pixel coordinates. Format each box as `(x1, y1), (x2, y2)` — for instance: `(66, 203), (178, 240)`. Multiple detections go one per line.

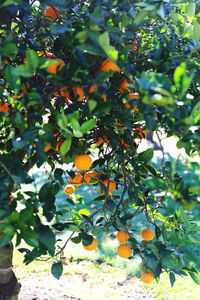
(0, 160), (17, 184)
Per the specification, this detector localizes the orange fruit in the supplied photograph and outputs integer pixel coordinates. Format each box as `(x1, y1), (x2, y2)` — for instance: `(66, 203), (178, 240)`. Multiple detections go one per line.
(54, 86), (71, 102)
(102, 94), (107, 102)
(102, 180), (116, 193)
(74, 154), (92, 171)
(69, 173), (83, 187)
(117, 244), (132, 258)
(130, 45), (138, 52)
(55, 140), (63, 152)
(100, 59), (120, 72)
(43, 144), (51, 153)
(46, 52), (55, 58)
(45, 6), (60, 21)
(141, 229), (155, 241)
(89, 84), (98, 93)
(125, 93), (139, 110)
(141, 272), (154, 284)
(0, 102), (9, 113)
(134, 128), (147, 139)
(10, 195), (14, 202)
(116, 230), (130, 243)
(64, 184), (75, 195)
(73, 86), (84, 101)
(84, 171), (99, 184)
(120, 139), (129, 148)
(94, 136), (104, 146)
(83, 238), (98, 251)
(47, 60), (65, 74)
(37, 51), (55, 58)
(119, 79), (130, 92)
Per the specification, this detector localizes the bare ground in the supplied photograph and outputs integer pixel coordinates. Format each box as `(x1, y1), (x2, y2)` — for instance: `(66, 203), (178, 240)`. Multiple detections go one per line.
(16, 261), (156, 300)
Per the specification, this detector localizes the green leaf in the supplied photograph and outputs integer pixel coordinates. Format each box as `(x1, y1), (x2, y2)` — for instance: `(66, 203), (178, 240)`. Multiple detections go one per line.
(193, 20), (200, 43)
(71, 236), (81, 244)
(14, 65), (33, 78)
(1, 0), (22, 6)
(38, 225), (55, 256)
(76, 44), (104, 56)
(169, 272), (176, 287)
(51, 262), (63, 280)
(78, 208), (91, 217)
(145, 255), (158, 272)
(2, 43), (18, 58)
(80, 119), (97, 134)
(174, 62), (186, 87)
(99, 32), (110, 47)
(186, 3), (195, 18)
(189, 270), (200, 285)
(76, 30), (88, 43)
(99, 32), (118, 60)
(22, 228), (39, 248)
(88, 100), (97, 112)
(73, 130), (83, 138)
(5, 65), (21, 93)
(60, 137), (72, 156)
(81, 234), (93, 246)
(173, 63), (192, 96)
(70, 118), (80, 131)
(138, 148), (154, 162)
(25, 49), (39, 70)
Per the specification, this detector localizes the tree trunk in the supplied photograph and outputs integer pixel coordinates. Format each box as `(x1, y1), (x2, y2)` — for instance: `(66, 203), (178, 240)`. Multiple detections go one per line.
(0, 243), (21, 300)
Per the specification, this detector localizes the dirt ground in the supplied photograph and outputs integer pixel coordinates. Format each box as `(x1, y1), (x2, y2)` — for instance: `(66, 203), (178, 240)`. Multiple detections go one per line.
(16, 261), (156, 300)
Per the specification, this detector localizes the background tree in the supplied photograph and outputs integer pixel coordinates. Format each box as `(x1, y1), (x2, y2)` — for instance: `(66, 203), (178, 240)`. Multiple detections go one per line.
(0, 0), (200, 298)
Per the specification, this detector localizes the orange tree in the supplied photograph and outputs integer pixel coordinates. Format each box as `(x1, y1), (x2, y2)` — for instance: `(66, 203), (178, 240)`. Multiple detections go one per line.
(0, 0), (200, 289)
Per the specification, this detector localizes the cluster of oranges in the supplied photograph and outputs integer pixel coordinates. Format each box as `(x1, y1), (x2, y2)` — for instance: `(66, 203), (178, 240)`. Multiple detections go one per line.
(80, 229), (155, 283)
(44, 5), (153, 285)
(64, 154), (117, 196)
(64, 154), (98, 195)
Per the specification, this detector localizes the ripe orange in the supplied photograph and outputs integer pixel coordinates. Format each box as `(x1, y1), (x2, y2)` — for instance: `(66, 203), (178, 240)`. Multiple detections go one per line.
(141, 229), (155, 241)
(43, 144), (51, 153)
(38, 51), (55, 58)
(73, 86), (85, 101)
(45, 6), (60, 21)
(84, 171), (99, 184)
(0, 102), (9, 113)
(10, 195), (14, 202)
(102, 180), (116, 193)
(64, 184), (75, 195)
(94, 136), (104, 146)
(54, 86), (71, 102)
(116, 230), (130, 243)
(141, 272), (154, 284)
(55, 140), (63, 152)
(100, 59), (120, 72)
(120, 139), (129, 148)
(117, 244), (132, 258)
(69, 173), (83, 187)
(125, 93), (139, 110)
(74, 154), (92, 171)
(89, 84), (98, 93)
(83, 238), (98, 250)
(119, 79), (130, 92)
(47, 60), (65, 74)
(102, 94), (107, 102)
(130, 45), (138, 52)
(134, 128), (147, 139)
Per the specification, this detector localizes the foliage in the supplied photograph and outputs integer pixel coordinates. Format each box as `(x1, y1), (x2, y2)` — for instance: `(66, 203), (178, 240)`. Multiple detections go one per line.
(0, 0), (200, 284)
